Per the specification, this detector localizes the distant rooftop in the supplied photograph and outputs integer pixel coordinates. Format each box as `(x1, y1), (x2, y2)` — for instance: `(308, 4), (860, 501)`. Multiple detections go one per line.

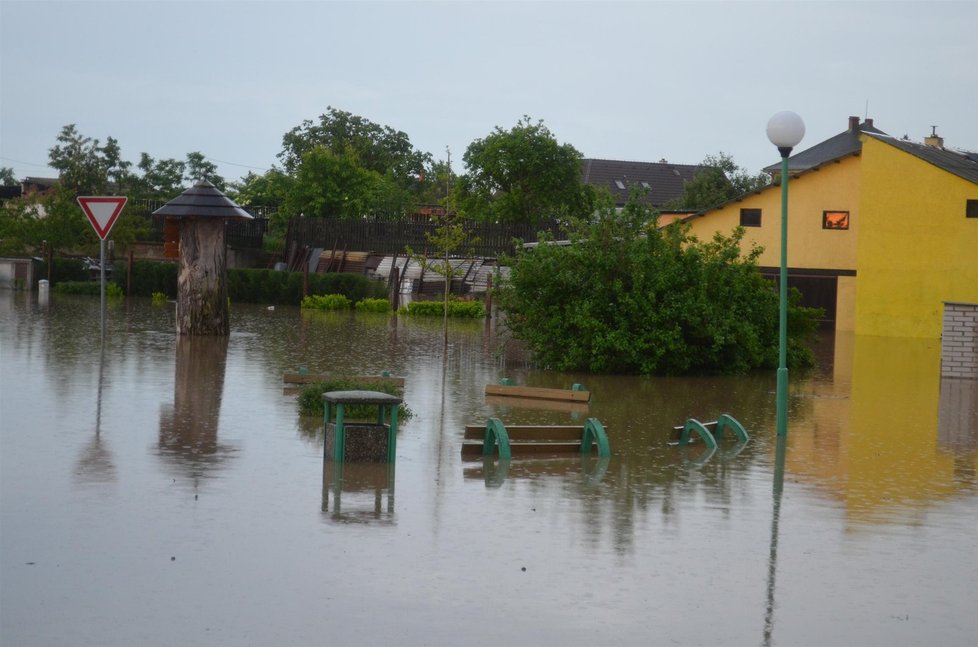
(581, 158), (701, 208)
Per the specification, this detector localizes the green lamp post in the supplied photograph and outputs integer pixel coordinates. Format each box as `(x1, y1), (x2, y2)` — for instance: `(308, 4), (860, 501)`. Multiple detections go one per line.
(766, 111), (805, 437)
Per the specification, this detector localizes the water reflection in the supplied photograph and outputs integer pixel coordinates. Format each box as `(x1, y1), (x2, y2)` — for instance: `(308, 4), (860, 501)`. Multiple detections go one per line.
(763, 436), (788, 647)
(463, 455), (611, 488)
(158, 335), (237, 483)
(938, 377), (978, 489)
(785, 335), (978, 524)
(322, 461), (396, 525)
(73, 344), (116, 485)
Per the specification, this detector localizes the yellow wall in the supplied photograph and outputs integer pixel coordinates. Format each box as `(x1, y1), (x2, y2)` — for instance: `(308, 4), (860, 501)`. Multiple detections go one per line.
(855, 136), (978, 337)
(686, 155), (861, 272)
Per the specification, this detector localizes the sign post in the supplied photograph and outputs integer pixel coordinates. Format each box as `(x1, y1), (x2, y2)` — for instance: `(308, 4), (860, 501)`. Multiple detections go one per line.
(78, 197), (127, 338)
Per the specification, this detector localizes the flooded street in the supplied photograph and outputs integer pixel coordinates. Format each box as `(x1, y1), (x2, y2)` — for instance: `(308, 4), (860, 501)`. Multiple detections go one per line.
(2, 291), (976, 646)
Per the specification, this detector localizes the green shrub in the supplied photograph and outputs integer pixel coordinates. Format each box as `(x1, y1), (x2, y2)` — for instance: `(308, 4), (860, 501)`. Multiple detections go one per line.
(355, 298), (391, 313)
(301, 293), (352, 310)
(52, 281), (101, 295)
(151, 291), (168, 305)
(398, 299), (486, 318)
(123, 260), (178, 297)
(297, 378), (411, 419)
(115, 259), (387, 305)
(496, 195), (822, 375)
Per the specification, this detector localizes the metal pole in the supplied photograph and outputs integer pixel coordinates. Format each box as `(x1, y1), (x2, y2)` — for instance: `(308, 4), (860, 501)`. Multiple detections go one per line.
(100, 237), (107, 340)
(776, 150), (790, 437)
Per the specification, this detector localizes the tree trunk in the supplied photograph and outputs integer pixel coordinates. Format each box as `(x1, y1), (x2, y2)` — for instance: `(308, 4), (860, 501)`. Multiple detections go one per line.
(176, 218), (230, 336)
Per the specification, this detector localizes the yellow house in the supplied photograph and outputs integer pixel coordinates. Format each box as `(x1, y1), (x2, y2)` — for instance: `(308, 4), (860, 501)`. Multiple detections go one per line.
(683, 116), (978, 338)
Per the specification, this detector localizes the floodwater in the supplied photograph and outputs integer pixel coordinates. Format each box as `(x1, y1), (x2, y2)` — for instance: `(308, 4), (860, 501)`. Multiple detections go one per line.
(1, 291), (976, 647)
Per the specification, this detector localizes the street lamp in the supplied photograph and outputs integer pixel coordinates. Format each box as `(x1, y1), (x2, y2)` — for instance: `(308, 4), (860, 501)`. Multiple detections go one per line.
(766, 111), (805, 438)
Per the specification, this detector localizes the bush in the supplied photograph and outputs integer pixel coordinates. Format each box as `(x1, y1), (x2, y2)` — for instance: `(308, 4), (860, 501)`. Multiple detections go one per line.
(297, 377), (411, 419)
(495, 196), (822, 375)
(301, 293), (352, 310)
(355, 298), (391, 313)
(115, 259), (387, 305)
(123, 260), (178, 297)
(52, 280), (123, 299)
(398, 299), (486, 318)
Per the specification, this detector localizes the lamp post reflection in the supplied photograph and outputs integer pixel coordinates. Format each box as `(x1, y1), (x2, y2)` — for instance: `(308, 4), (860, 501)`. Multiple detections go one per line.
(763, 436), (788, 646)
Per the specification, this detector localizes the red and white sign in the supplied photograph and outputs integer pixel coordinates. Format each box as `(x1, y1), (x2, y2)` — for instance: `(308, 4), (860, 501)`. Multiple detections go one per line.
(78, 196), (128, 240)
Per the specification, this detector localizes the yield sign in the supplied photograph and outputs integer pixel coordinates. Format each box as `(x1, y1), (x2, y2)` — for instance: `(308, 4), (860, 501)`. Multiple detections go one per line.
(78, 196), (128, 240)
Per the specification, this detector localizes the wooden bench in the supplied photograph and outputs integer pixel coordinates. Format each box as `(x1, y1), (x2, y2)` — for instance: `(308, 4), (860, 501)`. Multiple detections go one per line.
(484, 383), (590, 403)
(461, 418), (610, 460)
(286, 373), (405, 386)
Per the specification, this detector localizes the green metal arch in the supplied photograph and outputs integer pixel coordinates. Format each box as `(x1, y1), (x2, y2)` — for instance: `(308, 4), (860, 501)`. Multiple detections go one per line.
(483, 417), (512, 460)
(679, 418), (718, 450)
(581, 418), (611, 457)
(715, 414), (749, 443)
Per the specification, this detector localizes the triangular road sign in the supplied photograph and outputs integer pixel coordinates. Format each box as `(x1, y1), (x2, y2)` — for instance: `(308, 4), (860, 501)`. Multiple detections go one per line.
(78, 196), (128, 240)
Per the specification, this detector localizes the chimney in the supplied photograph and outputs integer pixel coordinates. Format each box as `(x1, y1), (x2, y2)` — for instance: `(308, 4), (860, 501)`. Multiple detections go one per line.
(865, 118), (873, 129)
(924, 125), (944, 148)
(848, 116), (860, 131)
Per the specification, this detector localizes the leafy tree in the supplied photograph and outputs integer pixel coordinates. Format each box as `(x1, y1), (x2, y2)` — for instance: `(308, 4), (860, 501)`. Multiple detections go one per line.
(48, 124), (132, 195)
(228, 170), (288, 209)
(0, 167), (17, 186)
(277, 108), (435, 219)
(281, 146), (388, 219)
(667, 152), (770, 211)
(496, 194), (821, 375)
(184, 152), (225, 190)
(132, 153), (186, 198)
(279, 106), (431, 187)
(454, 116), (593, 224)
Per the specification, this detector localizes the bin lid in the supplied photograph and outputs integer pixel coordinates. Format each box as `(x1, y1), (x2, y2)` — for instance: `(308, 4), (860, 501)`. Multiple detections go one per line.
(323, 390), (402, 405)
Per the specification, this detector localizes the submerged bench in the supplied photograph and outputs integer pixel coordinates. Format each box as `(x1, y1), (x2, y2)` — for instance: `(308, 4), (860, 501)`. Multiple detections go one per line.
(484, 381), (590, 403)
(461, 418), (610, 460)
(672, 414), (749, 450)
(287, 372), (405, 387)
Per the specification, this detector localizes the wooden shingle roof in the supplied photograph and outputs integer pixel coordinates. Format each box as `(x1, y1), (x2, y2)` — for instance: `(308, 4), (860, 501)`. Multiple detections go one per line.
(152, 180), (253, 220)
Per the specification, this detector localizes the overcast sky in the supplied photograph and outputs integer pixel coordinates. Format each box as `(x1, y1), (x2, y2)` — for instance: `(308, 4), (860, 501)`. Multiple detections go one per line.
(2, 0), (976, 186)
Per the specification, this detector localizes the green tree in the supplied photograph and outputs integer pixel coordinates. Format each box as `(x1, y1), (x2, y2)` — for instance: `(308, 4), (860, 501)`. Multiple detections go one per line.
(0, 167), (17, 186)
(184, 152), (225, 190)
(454, 116), (593, 224)
(281, 146), (388, 219)
(279, 107), (431, 190)
(496, 194), (821, 375)
(667, 152), (770, 211)
(131, 153), (186, 199)
(277, 108), (434, 219)
(48, 124), (133, 195)
(228, 170), (288, 209)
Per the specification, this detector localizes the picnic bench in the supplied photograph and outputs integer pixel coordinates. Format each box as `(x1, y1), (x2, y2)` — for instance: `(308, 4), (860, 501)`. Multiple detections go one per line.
(461, 417), (610, 460)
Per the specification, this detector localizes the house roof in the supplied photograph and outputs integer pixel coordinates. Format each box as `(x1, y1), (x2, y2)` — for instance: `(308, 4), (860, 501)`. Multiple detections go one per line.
(581, 158), (701, 207)
(865, 132), (978, 186)
(763, 117), (887, 174)
(683, 117), (978, 225)
(152, 180), (253, 220)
